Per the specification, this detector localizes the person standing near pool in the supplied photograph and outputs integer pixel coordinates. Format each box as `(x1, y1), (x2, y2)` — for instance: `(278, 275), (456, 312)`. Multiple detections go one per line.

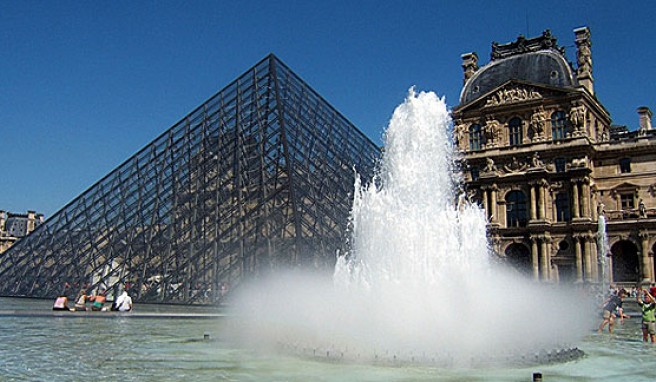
(637, 289), (656, 343)
(598, 289), (626, 334)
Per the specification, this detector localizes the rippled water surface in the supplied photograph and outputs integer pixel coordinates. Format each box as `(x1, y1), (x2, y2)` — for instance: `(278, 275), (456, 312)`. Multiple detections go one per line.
(1, 297), (656, 381)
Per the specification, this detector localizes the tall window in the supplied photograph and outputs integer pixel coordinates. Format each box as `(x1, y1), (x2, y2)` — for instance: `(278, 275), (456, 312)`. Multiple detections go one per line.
(508, 117), (523, 146)
(555, 192), (571, 222)
(619, 158), (631, 173)
(620, 193), (635, 210)
(551, 111), (567, 140)
(470, 166), (480, 181)
(555, 157), (567, 173)
(469, 124), (483, 151)
(506, 190), (527, 227)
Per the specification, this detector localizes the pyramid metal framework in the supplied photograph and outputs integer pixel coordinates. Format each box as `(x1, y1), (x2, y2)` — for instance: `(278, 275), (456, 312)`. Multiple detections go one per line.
(0, 55), (380, 304)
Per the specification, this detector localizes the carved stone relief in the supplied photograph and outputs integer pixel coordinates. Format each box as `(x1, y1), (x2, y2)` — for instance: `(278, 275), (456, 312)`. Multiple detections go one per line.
(571, 156), (589, 168)
(503, 156), (529, 173)
(485, 86), (542, 107)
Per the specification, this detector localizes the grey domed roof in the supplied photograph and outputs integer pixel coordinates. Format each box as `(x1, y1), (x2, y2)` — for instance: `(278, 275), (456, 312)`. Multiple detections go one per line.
(460, 49), (578, 105)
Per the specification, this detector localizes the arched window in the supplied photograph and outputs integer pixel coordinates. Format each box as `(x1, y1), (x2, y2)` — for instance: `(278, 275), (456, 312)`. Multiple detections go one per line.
(505, 243), (532, 276)
(551, 111), (567, 141)
(508, 117), (523, 146)
(469, 124), (483, 151)
(506, 190), (527, 227)
(555, 192), (570, 222)
(611, 240), (640, 283)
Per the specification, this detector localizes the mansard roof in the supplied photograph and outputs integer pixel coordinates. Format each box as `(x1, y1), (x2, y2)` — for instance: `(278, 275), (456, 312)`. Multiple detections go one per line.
(460, 31), (578, 106)
(455, 79), (577, 114)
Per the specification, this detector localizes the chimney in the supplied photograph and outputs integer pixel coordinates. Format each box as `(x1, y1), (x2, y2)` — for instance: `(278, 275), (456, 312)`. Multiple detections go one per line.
(27, 211), (36, 233)
(0, 210), (5, 232)
(461, 52), (478, 84)
(574, 27), (594, 95)
(638, 106), (653, 131)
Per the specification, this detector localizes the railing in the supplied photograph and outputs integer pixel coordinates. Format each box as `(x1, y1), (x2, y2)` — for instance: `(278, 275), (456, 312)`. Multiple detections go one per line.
(604, 208), (656, 221)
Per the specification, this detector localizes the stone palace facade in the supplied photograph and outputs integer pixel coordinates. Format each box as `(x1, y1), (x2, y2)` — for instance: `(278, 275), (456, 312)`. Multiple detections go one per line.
(454, 27), (656, 286)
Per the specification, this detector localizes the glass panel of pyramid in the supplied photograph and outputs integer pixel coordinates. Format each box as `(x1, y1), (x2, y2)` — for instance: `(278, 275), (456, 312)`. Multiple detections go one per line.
(0, 55), (380, 304)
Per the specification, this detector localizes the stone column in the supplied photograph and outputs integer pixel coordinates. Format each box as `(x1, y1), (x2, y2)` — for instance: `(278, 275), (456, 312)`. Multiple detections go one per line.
(640, 231), (652, 282)
(531, 237), (540, 281)
(539, 180), (547, 220)
(540, 237), (550, 281)
(530, 184), (537, 221)
(584, 234), (593, 283)
(572, 181), (580, 219)
(590, 238), (599, 282)
(490, 185), (498, 223)
(482, 189), (489, 221)
(581, 179), (591, 218)
(574, 235), (584, 283)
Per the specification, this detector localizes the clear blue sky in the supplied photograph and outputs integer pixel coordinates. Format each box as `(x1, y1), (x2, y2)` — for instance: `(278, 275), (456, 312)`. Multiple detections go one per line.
(2, 1), (655, 218)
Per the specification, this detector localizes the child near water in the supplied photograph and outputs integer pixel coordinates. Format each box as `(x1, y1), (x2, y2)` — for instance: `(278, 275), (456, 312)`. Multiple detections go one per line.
(637, 289), (656, 343)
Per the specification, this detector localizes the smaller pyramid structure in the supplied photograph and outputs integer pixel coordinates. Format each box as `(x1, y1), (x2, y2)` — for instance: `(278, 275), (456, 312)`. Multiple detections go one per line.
(0, 55), (380, 304)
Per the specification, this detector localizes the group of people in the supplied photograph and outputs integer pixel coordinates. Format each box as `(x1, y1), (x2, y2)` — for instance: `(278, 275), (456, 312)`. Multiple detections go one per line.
(598, 284), (656, 343)
(52, 287), (133, 312)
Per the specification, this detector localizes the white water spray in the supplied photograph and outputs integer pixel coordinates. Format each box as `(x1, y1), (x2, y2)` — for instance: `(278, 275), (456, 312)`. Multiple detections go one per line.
(597, 214), (610, 297)
(231, 89), (593, 367)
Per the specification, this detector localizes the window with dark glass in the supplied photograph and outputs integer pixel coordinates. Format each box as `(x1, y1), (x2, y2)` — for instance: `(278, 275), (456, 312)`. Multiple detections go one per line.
(508, 117), (523, 146)
(555, 157), (567, 173)
(620, 193), (635, 210)
(506, 190), (527, 227)
(470, 166), (479, 181)
(551, 111), (567, 140)
(619, 158), (631, 173)
(555, 192), (570, 222)
(469, 124), (483, 151)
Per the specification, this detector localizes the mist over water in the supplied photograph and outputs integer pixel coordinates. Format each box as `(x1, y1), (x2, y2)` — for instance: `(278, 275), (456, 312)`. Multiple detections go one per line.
(231, 89), (594, 367)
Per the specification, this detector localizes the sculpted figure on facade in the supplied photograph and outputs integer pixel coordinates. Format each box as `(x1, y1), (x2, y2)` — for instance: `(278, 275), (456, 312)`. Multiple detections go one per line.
(483, 157), (498, 173)
(454, 120), (466, 149)
(484, 117), (500, 147)
(569, 104), (586, 135)
(530, 152), (545, 169)
(529, 107), (547, 141)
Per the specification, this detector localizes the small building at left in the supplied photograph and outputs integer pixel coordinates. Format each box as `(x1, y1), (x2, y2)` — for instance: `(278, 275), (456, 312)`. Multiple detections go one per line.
(0, 211), (44, 254)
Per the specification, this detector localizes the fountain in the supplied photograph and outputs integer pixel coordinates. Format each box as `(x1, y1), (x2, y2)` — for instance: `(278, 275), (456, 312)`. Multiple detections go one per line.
(1, 90), (650, 381)
(597, 208), (610, 298)
(231, 89), (592, 367)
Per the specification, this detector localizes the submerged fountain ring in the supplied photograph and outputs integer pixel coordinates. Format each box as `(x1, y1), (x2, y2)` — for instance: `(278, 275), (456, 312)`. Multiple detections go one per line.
(276, 341), (584, 368)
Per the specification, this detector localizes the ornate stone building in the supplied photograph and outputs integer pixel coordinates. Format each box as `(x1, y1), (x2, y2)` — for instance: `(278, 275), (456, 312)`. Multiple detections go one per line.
(0, 210), (44, 254)
(454, 27), (656, 286)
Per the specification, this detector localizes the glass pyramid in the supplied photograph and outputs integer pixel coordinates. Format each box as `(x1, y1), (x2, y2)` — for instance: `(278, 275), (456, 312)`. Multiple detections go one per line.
(0, 55), (380, 304)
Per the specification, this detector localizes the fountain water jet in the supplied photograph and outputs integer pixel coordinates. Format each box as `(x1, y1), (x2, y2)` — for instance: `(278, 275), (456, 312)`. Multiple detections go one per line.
(231, 89), (593, 367)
